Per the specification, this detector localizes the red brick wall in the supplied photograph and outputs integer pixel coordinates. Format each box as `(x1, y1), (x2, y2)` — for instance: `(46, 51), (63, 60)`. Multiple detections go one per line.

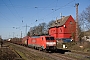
(49, 15), (76, 40)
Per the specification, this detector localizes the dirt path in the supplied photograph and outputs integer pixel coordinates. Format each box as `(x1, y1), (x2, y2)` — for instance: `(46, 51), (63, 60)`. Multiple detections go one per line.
(0, 42), (23, 60)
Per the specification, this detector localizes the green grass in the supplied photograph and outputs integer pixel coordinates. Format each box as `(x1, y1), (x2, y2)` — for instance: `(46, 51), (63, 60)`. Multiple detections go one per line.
(16, 50), (28, 60)
(9, 45), (28, 60)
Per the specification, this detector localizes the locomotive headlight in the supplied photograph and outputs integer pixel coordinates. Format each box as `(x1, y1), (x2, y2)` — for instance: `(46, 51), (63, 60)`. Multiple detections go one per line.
(46, 42), (56, 46)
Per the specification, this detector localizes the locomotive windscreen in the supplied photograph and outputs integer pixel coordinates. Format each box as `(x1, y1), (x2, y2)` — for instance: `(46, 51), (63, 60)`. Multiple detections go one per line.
(46, 37), (54, 40)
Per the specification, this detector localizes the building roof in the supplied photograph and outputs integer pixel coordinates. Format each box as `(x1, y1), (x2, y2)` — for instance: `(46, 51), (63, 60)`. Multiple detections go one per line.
(50, 15), (71, 28)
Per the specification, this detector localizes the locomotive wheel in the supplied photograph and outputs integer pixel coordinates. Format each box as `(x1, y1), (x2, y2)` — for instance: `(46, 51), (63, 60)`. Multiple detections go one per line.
(39, 48), (43, 51)
(43, 49), (48, 53)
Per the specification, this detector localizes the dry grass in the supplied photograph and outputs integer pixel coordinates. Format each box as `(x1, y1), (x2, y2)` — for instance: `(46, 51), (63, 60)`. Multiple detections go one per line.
(57, 41), (90, 53)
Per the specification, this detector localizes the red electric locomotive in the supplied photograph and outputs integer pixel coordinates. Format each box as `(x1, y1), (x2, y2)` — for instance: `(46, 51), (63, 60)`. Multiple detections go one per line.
(22, 36), (57, 50)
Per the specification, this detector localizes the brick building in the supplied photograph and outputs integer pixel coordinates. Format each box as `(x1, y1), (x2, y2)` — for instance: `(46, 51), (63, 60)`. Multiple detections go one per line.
(49, 15), (76, 40)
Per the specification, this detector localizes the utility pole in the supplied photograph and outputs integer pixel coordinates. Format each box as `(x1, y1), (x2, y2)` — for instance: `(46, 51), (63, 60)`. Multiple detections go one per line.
(23, 24), (30, 36)
(13, 32), (14, 38)
(26, 24), (27, 36)
(75, 3), (79, 41)
(23, 24), (30, 46)
(21, 31), (22, 38)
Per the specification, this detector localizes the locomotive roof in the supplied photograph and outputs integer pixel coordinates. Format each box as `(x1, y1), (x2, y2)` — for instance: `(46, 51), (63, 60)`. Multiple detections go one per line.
(31, 36), (54, 38)
(31, 36), (40, 38)
(50, 15), (71, 28)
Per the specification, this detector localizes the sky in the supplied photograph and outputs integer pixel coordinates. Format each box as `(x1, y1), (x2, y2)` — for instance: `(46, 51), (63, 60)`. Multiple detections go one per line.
(0, 0), (90, 39)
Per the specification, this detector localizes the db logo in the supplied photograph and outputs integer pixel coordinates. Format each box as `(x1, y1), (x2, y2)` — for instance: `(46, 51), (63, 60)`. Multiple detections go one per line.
(32, 40), (36, 43)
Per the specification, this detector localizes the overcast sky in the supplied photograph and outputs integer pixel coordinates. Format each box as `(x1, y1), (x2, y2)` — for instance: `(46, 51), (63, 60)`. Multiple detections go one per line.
(0, 0), (90, 39)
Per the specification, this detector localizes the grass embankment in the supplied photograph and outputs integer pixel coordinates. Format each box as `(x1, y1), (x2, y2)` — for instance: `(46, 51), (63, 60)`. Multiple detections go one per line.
(57, 41), (90, 53)
(9, 45), (28, 60)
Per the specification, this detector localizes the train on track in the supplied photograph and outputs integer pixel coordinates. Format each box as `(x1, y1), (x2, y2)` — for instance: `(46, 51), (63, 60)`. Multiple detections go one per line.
(10, 35), (57, 51)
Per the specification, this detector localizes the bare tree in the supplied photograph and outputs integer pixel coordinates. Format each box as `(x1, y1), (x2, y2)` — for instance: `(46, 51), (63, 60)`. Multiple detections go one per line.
(29, 27), (35, 36)
(85, 5), (90, 22)
(0, 35), (3, 47)
(38, 22), (48, 35)
(29, 22), (48, 36)
(47, 20), (55, 28)
(27, 32), (30, 36)
(79, 5), (90, 31)
(78, 5), (90, 42)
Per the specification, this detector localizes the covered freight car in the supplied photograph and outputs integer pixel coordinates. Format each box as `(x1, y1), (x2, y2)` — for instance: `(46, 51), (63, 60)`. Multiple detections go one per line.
(22, 36), (31, 46)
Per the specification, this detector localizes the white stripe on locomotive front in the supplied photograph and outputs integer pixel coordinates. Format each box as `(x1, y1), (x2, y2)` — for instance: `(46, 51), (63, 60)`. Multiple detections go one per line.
(46, 42), (56, 46)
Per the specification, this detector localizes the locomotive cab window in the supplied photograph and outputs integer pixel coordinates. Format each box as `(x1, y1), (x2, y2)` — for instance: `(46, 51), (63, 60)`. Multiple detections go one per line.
(46, 37), (54, 40)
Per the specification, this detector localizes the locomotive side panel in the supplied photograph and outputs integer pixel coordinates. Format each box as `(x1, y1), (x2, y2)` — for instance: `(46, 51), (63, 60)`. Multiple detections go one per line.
(30, 38), (37, 47)
(22, 36), (57, 51)
(29, 36), (46, 49)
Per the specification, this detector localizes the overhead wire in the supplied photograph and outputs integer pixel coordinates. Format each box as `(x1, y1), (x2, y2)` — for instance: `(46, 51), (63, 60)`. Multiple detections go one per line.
(1, 0), (75, 25)
(2, 0), (19, 22)
(55, 0), (58, 10)
(51, 0), (58, 20)
(0, 0), (75, 39)
(9, 0), (23, 29)
(1, 0), (23, 31)
(0, 0), (75, 26)
(9, 0), (22, 19)
(54, 0), (75, 11)
(0, 12), (15, 24)
(37, 0), (75, 22)
(29, 0), (56, 23)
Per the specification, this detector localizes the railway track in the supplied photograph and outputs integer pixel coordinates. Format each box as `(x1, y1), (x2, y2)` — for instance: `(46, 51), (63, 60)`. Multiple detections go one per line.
(5, 42), (90, 60)
(50, 53), (77, 60)
(71, 50), (90, 56)
(55, 48), (90, 60)
(9, 43), (54, 60)
(66, 50), (90, 60)
(47, 50), (90, 60)
(8, 46), (24, 60)
(8, 42), (77, 60)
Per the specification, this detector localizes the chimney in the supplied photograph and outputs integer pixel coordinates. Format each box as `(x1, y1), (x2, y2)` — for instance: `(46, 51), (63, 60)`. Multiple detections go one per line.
(60, 13), (62, 19)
